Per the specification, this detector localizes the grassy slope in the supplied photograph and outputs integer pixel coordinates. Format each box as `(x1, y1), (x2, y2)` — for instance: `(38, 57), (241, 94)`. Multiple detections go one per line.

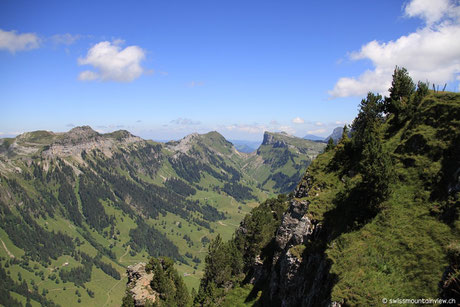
(247, 133), (326, 193)
(292, 92), (460, 305)
(210, 92), (459, 306)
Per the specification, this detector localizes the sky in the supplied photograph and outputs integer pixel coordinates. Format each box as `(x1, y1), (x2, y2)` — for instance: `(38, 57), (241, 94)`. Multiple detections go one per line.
(1, 0), (459, 141)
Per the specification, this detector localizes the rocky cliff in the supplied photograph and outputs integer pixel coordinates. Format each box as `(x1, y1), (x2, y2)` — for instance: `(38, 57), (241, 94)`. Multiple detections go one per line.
(126, 263), (156, 306)
(252, 172), (336, 307)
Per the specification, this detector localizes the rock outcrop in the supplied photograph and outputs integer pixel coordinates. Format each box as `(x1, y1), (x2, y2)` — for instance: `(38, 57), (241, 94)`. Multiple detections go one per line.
(43, 126), (142, 158)
(126, 262), (156, 306)
(252, 172), (338, 307)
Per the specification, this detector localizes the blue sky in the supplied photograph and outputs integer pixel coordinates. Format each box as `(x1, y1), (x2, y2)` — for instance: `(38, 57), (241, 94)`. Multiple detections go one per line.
(1, 0), (459, 141)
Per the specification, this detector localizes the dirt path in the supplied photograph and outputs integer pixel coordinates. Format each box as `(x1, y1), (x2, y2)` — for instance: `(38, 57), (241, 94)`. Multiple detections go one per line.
(103, 273), (127, 307)
(119, 245), (130, 263)
(218, 220), (239, 227)
(1, 239), (14, 258)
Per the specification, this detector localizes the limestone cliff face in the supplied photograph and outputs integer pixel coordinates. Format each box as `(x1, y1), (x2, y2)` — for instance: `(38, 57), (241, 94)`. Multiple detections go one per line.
(253, 173), (338, 307)
(43, 126), (142, 158)
(261, 132), (289, 148)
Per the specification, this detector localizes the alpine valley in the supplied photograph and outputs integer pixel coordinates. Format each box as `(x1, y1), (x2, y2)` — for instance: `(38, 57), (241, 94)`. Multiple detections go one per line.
(0, 126), (324, 306)
(1, 71), (460, 307)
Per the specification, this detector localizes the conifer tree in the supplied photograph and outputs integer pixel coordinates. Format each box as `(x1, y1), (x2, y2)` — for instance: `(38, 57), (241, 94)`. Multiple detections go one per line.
(383, 66), (415, 123)
(325, 137), (335, 151)
(359, 121), (392, 210)
(352, 92), (384, 151)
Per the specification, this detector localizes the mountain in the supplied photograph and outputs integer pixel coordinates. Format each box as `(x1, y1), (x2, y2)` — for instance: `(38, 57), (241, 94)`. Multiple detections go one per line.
(244, 132), (326, 194)
(302, 134), (324, 142)
(228, 140), (261, 153)
(324, 126), (343, 143)
(0, 126), (323, 306)
(190, 89), (460, 306)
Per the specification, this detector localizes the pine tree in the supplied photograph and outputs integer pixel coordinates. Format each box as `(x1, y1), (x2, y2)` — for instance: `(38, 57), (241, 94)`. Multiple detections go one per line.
(359, 121), (392, 211)
(325, 138), (335, 151)
(352, 92), (384, 152)
(383, 66), (415, 125)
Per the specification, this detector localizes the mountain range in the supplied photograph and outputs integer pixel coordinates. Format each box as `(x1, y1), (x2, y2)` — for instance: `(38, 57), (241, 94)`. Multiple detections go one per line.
(0, 127), (325, 306)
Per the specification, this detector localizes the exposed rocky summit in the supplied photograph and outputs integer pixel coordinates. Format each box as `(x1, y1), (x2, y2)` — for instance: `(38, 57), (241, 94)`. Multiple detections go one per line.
(262, 131), (289, 147)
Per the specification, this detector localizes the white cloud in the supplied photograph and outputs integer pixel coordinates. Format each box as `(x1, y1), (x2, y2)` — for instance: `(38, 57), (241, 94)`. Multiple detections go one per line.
(78, 70), (98, 81)
(78, 40), (146, 82)
(51, 33), (81, 46)
(404, 0), (451, 25)
(291, 117), (305, 124)
(170, 118), (201, 125)
(330, 0), (460, 98)
(315, 121), (324, 126)
(307, 128), (326, 135)
(0, 29), (40, 53)
(225, 124), (266, 134)
(278, 125), (296, 135)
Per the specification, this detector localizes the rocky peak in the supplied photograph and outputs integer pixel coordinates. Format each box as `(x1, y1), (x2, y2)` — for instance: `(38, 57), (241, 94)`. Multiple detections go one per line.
(325, 126), (349, 144)
(104, 129), (139, 141)
(262, 132), (288, 147)
(168, 133), (199, 153)
(42, 126), (141, 158)
(65, 126), (99, 140)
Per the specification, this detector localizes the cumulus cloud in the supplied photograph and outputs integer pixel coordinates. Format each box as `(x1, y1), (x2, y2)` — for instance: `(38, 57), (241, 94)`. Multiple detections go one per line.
(0, 29), (40, 53)
(170, 118), (201, 125)
(291, 117), (305, 124)
(329, 0), (460, 98)
(78, 40), (146, 82)
(404, 0), (451, 25)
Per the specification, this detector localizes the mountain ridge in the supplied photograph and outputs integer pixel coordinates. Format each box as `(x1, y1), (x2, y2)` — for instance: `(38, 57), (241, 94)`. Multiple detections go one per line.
(0, 124), (325, 306)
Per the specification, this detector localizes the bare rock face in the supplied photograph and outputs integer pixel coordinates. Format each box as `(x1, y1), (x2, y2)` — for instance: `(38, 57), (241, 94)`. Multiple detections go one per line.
(253, 172), (338, 307)
(42, 126), (142, 158)
(126, 263), (156, 306)
(167, 133), (199, 154)
(261, 132), (288, 148)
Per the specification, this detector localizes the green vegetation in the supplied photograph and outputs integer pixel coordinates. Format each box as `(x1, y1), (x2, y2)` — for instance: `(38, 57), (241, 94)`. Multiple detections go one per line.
(148, 257), (190, 306)
(194, 195), (289, 305)
(248, 132), (325, 194)
(129, 219), (184, 262)
(194, 68), (460, 305)
(0, 123), (323, 306)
